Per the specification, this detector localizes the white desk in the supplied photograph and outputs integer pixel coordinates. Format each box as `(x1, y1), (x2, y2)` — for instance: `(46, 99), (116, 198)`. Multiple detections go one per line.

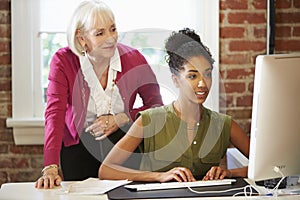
(0, 179), (299, 200)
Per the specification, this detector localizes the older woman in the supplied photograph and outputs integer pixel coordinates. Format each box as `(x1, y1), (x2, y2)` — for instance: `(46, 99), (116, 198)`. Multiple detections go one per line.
(35, 0), (162, 189)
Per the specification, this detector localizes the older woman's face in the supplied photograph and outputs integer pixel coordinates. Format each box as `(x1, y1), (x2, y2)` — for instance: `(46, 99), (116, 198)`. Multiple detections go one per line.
(81, 18), (118, 59)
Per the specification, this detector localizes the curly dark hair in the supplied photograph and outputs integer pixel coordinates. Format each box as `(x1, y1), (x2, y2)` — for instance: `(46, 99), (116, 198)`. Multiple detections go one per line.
(165, 28), (215, 75)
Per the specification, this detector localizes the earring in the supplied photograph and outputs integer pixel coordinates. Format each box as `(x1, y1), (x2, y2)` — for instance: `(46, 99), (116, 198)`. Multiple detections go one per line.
(81, 44), (87, 56)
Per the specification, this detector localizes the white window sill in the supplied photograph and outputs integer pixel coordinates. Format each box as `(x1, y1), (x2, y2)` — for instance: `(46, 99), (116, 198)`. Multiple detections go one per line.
(6, 118), (44, 145)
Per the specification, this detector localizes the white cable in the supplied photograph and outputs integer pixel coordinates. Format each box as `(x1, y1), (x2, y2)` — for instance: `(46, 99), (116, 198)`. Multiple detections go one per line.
(188, 185), (259, 197)
(188, 167), (286, 197)
(266, 167), (286, 196)
(188, 186), (244, 194)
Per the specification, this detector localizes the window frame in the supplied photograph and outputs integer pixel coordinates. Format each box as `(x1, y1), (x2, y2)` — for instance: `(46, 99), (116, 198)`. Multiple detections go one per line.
(7, 0), (219, 145)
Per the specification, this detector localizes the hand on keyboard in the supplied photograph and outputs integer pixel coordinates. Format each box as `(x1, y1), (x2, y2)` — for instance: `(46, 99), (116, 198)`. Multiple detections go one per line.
(157, 167), (196, 183)
(124, 179), (237, 191)
(203, 166), (232, 181)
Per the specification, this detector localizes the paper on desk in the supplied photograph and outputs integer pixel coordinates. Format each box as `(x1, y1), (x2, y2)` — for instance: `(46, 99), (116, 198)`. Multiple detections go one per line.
(62, 178), (131, 195)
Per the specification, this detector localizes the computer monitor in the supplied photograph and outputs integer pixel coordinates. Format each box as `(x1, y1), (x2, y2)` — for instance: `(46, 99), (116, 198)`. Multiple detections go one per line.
(248, 53), (300, 181)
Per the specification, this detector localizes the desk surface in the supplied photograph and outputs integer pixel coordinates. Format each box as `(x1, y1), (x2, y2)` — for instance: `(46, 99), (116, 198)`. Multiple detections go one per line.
(0, 179), (299, 200)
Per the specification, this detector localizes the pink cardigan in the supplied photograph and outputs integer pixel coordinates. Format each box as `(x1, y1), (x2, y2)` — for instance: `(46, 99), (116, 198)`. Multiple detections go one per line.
(44, 43), (163, 166)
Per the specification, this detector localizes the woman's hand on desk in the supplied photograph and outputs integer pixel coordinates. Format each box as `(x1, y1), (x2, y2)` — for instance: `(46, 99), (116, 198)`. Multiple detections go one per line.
(34, 165), (62, 189)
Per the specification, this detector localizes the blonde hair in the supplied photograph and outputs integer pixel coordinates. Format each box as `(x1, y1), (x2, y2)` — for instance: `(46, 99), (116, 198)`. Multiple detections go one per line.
(67, 0), (115, 57)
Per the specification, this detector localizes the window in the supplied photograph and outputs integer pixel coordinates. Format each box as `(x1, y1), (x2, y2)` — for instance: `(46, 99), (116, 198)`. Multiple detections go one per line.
(7, 0), (219, 145)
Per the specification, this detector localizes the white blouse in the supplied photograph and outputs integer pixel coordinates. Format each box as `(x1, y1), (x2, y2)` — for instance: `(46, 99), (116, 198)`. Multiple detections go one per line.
(80, 49), (124, 124)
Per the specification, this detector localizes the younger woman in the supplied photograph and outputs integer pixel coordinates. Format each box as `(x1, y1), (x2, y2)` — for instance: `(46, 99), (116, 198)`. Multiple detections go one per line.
(99, 28), (249, 182)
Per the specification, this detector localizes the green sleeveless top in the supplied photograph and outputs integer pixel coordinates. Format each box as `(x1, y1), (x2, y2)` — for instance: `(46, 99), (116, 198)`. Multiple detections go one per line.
(138, 103), (231, 179)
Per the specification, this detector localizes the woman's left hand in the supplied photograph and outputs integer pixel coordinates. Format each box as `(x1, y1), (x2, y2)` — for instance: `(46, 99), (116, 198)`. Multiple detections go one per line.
(86, 113), (129, 140)
(202, 166), (232, 180)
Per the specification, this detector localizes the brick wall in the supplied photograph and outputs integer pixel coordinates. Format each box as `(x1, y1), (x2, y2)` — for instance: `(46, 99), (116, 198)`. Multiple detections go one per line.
(0, 0), (299, 185)
(219, 0), (300, 134)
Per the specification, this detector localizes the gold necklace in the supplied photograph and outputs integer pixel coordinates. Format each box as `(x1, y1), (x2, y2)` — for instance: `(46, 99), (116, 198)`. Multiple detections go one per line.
(107, 70), (115, 114)
(104, 69), (116, 128)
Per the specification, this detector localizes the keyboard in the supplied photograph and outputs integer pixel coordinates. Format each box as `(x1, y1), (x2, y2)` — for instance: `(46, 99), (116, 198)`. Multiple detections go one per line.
(124, 179), (237, 191)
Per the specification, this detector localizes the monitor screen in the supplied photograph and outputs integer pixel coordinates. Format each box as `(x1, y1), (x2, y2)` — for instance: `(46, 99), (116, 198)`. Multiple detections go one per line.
(248, 53), (300, 181)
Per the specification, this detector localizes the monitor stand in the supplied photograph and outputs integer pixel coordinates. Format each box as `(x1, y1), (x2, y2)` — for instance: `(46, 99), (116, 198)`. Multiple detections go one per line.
(255, 178), (287, 189)
(256, 175), (299, 189)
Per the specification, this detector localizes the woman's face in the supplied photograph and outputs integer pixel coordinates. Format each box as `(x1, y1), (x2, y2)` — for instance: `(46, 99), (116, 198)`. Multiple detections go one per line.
(174, 56), (213, 105)
(80, 18), (118, 59)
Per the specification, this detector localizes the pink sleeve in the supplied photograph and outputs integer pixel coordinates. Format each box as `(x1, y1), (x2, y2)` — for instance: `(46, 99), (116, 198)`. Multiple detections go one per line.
(43, 50), (70, 166)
